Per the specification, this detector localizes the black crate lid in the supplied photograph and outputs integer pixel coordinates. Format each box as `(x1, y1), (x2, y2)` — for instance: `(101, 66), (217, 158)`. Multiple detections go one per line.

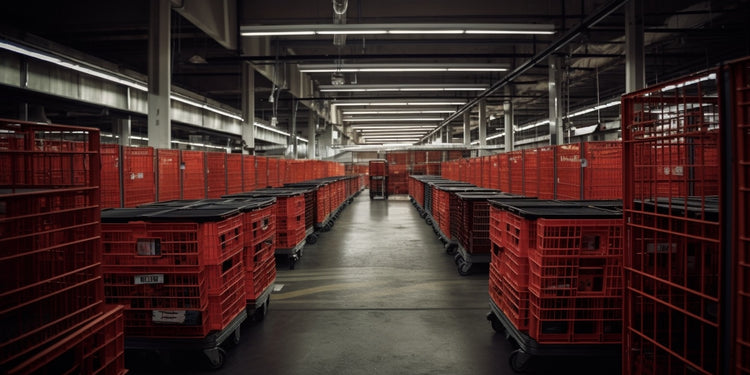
(225, 188), (305, 198)
(454, 192), (525, 200)
(138, 200), (203, 208)
(488, 199), (621, 219)
(555, 200), (623, 210)
(634, 197), (718, 221)
(101, 207), (174, 223)
(439, 186), (497, 193)
(199, 197), (277, 211)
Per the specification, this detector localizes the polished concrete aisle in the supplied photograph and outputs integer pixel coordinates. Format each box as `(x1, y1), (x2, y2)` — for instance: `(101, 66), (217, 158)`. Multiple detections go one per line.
(127, 192), (619, 374)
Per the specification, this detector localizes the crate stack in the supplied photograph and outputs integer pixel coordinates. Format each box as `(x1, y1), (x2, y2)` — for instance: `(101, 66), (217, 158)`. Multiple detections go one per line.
(369, 159), (388, 199)
(0, 120), (126, 375)
(622, 69), (723, 374)
(487, 199), (623, 368)
(100, 204), (247, 340)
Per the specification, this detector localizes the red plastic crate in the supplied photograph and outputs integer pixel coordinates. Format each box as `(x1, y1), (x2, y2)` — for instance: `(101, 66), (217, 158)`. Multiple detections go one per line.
(501, 211), (536, 258)
(157, 149), (180, 202)
(100, 144), (122, 208)
(537, 146), (556, 199)
(536, 218), (624, 257)
(583, 142), (623, 200)
(103, 269), (207, 310)
(207, 269), (246, 331)
(489, 154), (500, 190)
(7, 305), (126, 375)
(267, 158), (280, 188)
(243, 155), (256, 192)
(481, 156), (491, 188)
(255, 157), (268, 188)
(204, 251), (244, 293)
(556, 144), (582, 200)
(205, 152), (227, 198)
(122, 146), (155, 207)
(499, 273), (531, 331)
(181, 150), (206, 199)
(508, 151), (524, 195)
(523, 149), (539, 197)
(498, 154), (510, 192)
(489, 206), (504, 246)
(226, 154), (243, 195)
(528, 294), (621, 344)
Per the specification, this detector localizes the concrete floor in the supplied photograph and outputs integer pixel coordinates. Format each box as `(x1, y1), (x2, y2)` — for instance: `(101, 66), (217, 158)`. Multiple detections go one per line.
(126, 192), (620, 374)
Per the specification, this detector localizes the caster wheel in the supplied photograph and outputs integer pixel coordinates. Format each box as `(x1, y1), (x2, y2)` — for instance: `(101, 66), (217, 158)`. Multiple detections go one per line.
(253, 300), (268, 322)
(445, 243), (458, 255)
(425, 218), (433, 226)
(457, 260), (472, 276)
(508, 349), (531, 373)
(487, 313), (504, 333)
(231, 328), (241, 345)
(306, 234), (318, 244)
(204, 347), (227, 370)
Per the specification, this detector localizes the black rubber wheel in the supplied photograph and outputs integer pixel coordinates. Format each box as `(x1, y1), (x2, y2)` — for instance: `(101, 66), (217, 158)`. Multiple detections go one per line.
(425, 218), (433, 226)
(488, 314), (504, 333)
(457, 259), (472, 276)
(253, 300), (268, 322)
(445, 243), (458, 255)
(205, 348), (226, 370)
(306, 233), (318, 244)
(508, 349), (530, 373)
(231, 328), (241, 345)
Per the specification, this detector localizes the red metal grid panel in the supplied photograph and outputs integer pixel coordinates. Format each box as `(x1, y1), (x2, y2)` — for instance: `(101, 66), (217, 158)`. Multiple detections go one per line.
(489, 154), (500, 190)
(481, 156), (491, 188)
(122, 146), (155, 207)
(100, 144), (122, 208)
(157, 149), (180, 201)
(181, 150), (206, 199)
(369, 160), (388, 177)
(7, 305), (126, 375)
(583, 141), (623, 200)
(508, 151), (524, 195)
(205, 152), (227, 198)
(278, 159), (288, 186)
(498, 153), (510, 192)
(537, 146), (556, 199)
(622, 70), (721, 375)
(226, 154), (243, 195)
(255, 156), (268, 188)
(523, 149), (539, 197)
(243, 155), (256, 192)
(555, 144), (582, 200)
(732, 57), (750, 375)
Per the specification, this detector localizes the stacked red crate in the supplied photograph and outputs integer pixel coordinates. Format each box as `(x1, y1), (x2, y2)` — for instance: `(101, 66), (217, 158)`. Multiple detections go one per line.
(243, 155), (256, 192)
(255, 156), (268, 188)
(267, 158), (280, 188)
(433, 188), (452, 237)
(523, 149), (539, 197)
(101, 144), (122, 208)
(181, 150), (206, 199)
(226, 154), (244, 195)
(537, 146), (556, 199)
(583, 142), (622, 200)
(157, 149), (180, 201)
(731, 57), (750, 375)
(122, 146), (155, 207)
(498, 153), (510, 192)
(508, 151), (524, 195)
(101, 205), (246, 338)
(481, 156), (492, 188)
(388, 164), (408, 194)
(0, 120), (125, 375)
(489, 154), (500, 190)
(206, 152), (227, 198)
(555, 144), (582, 200)
(622, 70), (722, 375)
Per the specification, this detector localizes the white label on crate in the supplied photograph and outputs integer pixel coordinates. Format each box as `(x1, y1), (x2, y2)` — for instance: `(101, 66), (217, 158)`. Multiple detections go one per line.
(152, 310), (185, 324)
(135, 274), (164, 285)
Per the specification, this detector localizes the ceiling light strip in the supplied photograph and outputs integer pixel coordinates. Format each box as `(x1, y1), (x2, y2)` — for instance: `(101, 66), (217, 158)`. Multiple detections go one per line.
(240, 23), (555, 36)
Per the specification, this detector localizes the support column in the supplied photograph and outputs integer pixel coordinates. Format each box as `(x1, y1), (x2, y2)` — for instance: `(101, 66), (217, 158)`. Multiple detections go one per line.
(548, 55), (564, 146)
(307, 110), (316, 159)
(114, 117), (131, 146)
(241, 62), (255, 154)
(478, 100), (487, 150)
(463, 111), (471, 146)
(147, 0), (171, 149)
(625, 0), (645, 93)
(290, 100), (298, 159)
(504, 100), (514, 152)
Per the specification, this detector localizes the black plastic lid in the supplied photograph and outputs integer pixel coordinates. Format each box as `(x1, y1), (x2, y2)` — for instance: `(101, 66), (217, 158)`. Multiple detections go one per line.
(488, 199), (621, 219)
(555, 200), (623, 210)
(634, 197), (718, 221)
(225, 188), (304, 198)
(101, 207), (173, 223)
(138, 200), (204, 208)
(454, 192), (524, 200)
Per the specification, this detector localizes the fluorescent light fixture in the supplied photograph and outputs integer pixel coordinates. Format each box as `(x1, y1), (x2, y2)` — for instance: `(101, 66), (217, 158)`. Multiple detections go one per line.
(320, 84), (488, 92)
(565, 100), (620, 119)
(171, 139), (228, 150)
(129, 135), (149, 141)
(298, 137), (309, 143)
(486, 132), (506, 141)
(660, 73), (716, 92)
(0, 39), (148, 92)
(171, 95), (244, 121)
(471, 141), (480, 145)
(332, 101), (466, 106)
(515, 120), (550, 132)
(254, 121), (290, 136)
(299, 63), (507, 73)
(241, 23), (555, 37)
(344, 117), (444, 122)
(350, 125), (435, 130)
(343, 110), (456, 115)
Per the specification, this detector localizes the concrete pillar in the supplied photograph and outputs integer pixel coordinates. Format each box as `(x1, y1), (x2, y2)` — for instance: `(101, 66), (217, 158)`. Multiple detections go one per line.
(463, 111), (471, 146)
(625, 0), (645, 93)
(147, 0), (171, 149)
(241, 62), (256, 154)
(548, 55), (564, 146)
(307, 110), (316, 159)
(114, 117), (131, 146)
(504, 100), (514, 152)
(478, 100), (487, 149)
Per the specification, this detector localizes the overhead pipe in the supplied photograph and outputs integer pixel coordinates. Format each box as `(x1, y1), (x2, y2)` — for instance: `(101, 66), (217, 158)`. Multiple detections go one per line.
(418, 0), (628, 144)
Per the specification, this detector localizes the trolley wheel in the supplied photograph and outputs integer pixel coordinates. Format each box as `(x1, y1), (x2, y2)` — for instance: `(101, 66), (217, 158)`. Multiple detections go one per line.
(231, 327), (241, 345)
(204, 347), (227, 370)
(419, 211), (427, 219)
(508, 349), (531, 373)
(445, 243), (458, 255)
(306, 233), (318, 245)
(253, 300), (268, 322)
(425, 217), (432, 226)
(457, 258), (472, 276)
(487, 312), (504, 333)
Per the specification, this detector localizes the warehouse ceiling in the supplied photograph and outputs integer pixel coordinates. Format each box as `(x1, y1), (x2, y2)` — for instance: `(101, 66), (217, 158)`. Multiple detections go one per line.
(0, 0), (748, 147)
